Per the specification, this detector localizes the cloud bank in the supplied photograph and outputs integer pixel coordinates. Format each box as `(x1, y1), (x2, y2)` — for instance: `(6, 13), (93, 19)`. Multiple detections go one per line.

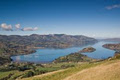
(106, 4), (120, 10)
(1, 23), (12, 31)
(0, 23), (38, 31)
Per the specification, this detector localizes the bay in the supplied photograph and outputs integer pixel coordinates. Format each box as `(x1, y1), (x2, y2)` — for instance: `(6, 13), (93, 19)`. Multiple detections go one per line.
(11, 41), (119, 63)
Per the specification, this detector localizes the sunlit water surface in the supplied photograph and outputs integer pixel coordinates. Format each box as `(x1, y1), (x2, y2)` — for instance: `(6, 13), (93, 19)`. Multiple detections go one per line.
(11, 41), (119, 63)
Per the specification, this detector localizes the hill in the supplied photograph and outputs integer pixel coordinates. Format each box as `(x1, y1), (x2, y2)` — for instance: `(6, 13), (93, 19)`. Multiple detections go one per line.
(53, 47), (96, 63)
(0, 34), (97, 56)
(63, 60), (120, 80)
(21, 59), (120, 80)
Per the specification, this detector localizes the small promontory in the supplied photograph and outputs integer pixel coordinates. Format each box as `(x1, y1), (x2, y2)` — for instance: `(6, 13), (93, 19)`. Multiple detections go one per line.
(53, 47), (96, 63)
(103, 43), (120, 51)
(79, 47), (96, 53)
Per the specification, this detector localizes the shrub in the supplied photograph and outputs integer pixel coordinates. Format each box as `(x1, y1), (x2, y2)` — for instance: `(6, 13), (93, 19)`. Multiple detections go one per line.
(22, 71), (34, 78)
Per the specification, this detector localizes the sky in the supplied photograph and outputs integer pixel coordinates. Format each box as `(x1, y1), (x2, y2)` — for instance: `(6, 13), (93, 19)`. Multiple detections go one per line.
(0, 0), (120, 38)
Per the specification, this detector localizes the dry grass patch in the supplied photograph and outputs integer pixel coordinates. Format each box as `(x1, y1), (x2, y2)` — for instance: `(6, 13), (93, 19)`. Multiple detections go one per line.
(64, 60), (120, 80)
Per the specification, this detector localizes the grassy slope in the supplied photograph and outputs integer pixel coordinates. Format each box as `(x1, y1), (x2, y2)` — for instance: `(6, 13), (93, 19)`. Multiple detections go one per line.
(64, 60), (120, 80)
(21, 59), (120, 80)
(0, 70), (25, 80)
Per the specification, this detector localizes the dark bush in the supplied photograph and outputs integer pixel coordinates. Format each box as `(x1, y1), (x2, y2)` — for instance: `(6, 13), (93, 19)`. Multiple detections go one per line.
(61, 64), (75, 69)
(22, 71), (34, 78)
(18, 65), (31, 71)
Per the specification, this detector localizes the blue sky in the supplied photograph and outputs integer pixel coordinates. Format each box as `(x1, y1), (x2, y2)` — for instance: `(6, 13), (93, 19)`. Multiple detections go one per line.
(0, 0), (120, 38)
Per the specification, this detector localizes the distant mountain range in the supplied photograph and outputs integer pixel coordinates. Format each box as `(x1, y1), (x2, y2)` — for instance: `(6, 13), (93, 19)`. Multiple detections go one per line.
(0, 34), (97, 56)
(101, 38), (120, 42)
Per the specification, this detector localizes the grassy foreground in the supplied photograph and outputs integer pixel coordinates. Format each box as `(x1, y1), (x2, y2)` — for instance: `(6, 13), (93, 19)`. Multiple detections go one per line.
(0, 62), (78, 80)
(21, 59), (120, 80)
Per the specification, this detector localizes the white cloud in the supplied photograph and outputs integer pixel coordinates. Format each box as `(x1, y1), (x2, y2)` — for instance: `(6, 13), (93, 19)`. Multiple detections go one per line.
(0, 23), (39, 31)
(106, 4), (120, 10)
(0, 23), (12, 31)
(22, 27), (38, 31)
(15, 24), (20, 29)
(91, 34), (96, 37)
(33, 27), (38, 30)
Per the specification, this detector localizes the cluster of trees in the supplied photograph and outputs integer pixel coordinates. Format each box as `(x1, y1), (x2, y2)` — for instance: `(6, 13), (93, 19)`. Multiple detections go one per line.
(0, 62), (76, 80)
(0, 56), (11, 65)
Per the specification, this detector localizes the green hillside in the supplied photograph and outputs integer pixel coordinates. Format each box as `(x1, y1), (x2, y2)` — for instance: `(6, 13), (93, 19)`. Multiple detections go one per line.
(21, 58), (120, 80)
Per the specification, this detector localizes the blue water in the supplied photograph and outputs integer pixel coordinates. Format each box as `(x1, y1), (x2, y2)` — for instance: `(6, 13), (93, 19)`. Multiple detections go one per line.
(11, 41), (119, 63)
